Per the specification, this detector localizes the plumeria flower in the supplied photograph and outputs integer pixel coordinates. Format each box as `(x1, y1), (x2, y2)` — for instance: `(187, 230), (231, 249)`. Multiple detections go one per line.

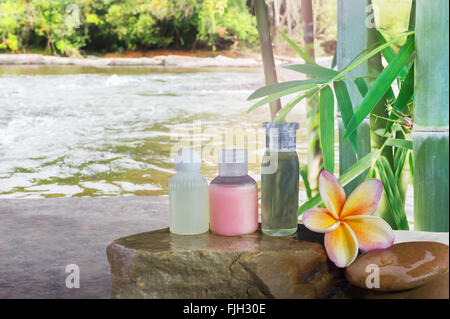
(302, 170), (394, 268)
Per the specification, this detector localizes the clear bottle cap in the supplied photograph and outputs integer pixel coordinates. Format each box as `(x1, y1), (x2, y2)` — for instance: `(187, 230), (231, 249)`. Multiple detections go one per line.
(174, 149), (201, 172)
(262, 122), (299, 152)
(218, 149), (248, 176)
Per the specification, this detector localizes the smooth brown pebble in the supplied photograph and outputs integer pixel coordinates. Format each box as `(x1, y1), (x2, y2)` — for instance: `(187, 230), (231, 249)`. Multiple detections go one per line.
(346, 272), (449, 299)
(345, 241), (449, 292)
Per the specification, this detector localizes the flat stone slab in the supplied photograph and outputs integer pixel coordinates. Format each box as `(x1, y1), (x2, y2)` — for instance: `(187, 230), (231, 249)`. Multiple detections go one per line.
(107, 225), (342, 299)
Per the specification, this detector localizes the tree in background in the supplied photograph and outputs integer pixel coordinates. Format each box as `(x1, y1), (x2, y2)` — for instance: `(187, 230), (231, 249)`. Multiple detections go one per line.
(248, 0), (424, 233)
(300, 0), (323, 196)
(0, 0), (259, 56)
(254, 0), (281, 120)
(301, 0), (315, 58)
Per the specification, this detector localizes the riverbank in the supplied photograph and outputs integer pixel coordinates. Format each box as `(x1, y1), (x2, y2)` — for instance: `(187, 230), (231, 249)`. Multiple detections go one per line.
(0, 53), (302, 68)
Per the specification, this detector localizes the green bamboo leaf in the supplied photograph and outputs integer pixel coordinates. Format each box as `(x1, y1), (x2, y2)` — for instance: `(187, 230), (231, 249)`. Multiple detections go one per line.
(248, 79), (320, 100)
(393, 146), (403, 169)
(283, 64), (338, 79)
(298, 150), (380, 215)
(386, 138), (413, 150)
(331, 51), (337, 69)
(247, 83), (316, 113)
(306, 97), (319, 117)
(377, 30), (409, 80)
(408, 150), (414, 184)
(329, 31), (414, 83)
(343, 41), (380, 72)
(354, 78), (368, 97)
(343, 36), (415, 140)
(374, 128), (390, 137)
(367, 167), (377, 179)
(385, 87), (396, 102)
(274, 88), (318, 121)
(278, 31), (315, 64)
(385, 63), (415, 132)
(393, 63), (414, 111)
(333, 81), (357, 153)
(319, 85), (335, 173)
(376, 156), (410, 230)
(339, 150), (380, 186)
(394, 148), (408, 183)
(298, 194), (321, 216)
(377, 30), (397, 63)
(300, 166), (312, 200)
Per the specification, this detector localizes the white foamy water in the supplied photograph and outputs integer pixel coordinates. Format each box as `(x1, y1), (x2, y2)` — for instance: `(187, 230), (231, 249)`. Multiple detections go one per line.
(0, 65), (414, 226)
(0, 66), (309, 198)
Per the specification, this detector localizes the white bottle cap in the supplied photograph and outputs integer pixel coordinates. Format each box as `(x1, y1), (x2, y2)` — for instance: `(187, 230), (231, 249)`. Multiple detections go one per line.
(174, 149), (201, 172)
(218, 149), (248, 176)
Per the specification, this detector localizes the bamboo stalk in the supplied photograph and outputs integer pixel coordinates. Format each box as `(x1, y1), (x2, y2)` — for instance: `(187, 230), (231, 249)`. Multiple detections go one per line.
(337, 0), (371, 194)
(300, 0), (322, 192)
(254, 0), (282, 120)
(413, 0), (449, 232)
(301, 0), (315, 59)
(369, 0), (414, 228)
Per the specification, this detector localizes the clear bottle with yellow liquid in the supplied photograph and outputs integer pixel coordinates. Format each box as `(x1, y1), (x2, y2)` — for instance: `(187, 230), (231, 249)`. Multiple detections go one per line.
(169, 149), (209, 235)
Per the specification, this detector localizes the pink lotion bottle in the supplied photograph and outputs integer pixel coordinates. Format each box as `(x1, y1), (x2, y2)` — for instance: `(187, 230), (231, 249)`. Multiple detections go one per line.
(209, 149), (258, 236)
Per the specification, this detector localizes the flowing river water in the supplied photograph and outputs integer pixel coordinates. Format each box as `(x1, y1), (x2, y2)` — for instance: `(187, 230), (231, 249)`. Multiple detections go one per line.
(0, 65), (320, 199)
(0, 64), (414, 224)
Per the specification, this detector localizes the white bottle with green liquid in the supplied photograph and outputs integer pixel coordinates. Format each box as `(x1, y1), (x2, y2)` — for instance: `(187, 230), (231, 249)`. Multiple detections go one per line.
(169, 149), (209, 235)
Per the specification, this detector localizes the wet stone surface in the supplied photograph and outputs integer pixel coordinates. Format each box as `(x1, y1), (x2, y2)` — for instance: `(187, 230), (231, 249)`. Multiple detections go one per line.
(0, 196), (169, 298)
(345, 272), (449, 299)
(1, 196), (448, 298)
(107, 225), (343, 299)
(345, 241), (449, 292)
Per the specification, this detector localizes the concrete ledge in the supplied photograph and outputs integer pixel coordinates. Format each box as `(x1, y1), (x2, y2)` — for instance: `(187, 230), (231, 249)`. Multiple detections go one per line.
(0, 196), (169, 298)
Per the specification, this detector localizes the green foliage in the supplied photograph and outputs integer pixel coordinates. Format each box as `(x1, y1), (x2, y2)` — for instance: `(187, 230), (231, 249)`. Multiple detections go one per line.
(250, 28), (416, 228)
(248, 31), (413, 175)
(218, 0), (258, 45)
(319, 85), (335, 173)
(104, 2), (162, 50)
(0, 0), (258, 56)
(197, 0), (258, 49)
(284, 63), (338, 79)
(376, 156), (409, 230)
(0, 0), (27, 51)
(342, 36), (415, 140)
(333, 81), (357, 153)
(278, 31), (314, 64)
